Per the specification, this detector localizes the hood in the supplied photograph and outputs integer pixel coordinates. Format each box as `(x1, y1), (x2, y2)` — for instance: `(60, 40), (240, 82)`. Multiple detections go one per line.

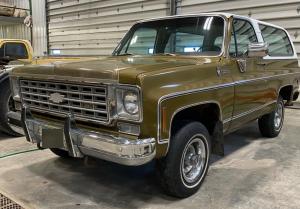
(12, 55), (218, 83)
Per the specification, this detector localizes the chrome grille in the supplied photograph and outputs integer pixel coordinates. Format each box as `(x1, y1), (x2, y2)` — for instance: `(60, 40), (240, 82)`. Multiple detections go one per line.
(20, 80), (109, 123)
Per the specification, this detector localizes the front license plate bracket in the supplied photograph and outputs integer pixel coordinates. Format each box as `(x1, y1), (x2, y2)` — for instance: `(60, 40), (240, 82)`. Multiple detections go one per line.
(42, 128), (65, 148)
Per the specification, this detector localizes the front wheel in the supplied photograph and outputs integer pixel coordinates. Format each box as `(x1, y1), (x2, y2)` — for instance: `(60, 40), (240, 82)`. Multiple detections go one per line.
(0, 80), (23, 137)
(258, 96), (284, 137)
(156, 121), (211, 198)
(50, 148), (71, 158)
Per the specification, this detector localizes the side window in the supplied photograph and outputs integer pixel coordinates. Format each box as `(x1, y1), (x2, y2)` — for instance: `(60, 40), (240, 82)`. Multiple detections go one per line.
(124, 28), (157, 55)
(3, 43), (28, 59)
(230, 19), (258, 57)
(214, 36), (223, 50)
(259, 24), (293, 57)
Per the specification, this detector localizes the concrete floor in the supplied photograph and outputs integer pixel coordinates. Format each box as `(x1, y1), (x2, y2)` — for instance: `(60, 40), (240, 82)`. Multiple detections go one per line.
(0, 104), (300, 209)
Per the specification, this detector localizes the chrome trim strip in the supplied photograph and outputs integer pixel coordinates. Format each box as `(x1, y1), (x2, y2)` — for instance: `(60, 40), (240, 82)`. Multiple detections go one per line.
(223, 100), (277, 126)
(223, 118), (232, 124)
(157, 83), (235, 144)
(156, 71), (300, 144)
(235, 72), (300, 85)
(137, 13), (232, 23)
(229, 100), (277, 122)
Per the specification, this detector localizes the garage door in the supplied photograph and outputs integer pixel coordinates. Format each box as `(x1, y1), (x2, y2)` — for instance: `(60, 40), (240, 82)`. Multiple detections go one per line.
(0, 0), (31, 41)
(47, 0), (169, 56)
(178, 0), (300, 57)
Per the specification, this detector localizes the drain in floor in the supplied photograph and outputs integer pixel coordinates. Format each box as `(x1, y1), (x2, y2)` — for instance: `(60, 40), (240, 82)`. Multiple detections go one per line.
(0, 193), (24, 209)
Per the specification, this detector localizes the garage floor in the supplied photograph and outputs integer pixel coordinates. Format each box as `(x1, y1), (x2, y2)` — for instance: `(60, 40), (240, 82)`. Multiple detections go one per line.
(0, 104), (300, 209)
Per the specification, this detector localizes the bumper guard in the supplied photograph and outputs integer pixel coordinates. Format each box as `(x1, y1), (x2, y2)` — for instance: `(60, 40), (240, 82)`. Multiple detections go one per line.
(21, 107), (156, 166)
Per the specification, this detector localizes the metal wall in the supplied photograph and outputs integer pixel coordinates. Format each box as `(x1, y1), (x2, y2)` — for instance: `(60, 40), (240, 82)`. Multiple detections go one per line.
(0, 24), (31, 40)
(31, 0), (48, 56)
(177, 0), (300, 57)
(0, 0), (31, 41)
(0, 0), (29, 9)
(46, 0), (170, 56)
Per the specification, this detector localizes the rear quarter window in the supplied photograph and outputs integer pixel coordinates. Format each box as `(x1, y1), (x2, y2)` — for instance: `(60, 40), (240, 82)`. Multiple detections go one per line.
(259, 24), (294, 57)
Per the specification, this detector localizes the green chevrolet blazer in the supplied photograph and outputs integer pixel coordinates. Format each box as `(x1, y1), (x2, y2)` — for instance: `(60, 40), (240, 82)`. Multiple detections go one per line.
(10, 13), (300, 197)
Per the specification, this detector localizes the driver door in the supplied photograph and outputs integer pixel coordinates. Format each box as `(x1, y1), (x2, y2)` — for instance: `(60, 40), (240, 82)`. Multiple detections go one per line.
(229, 18), (269, 130)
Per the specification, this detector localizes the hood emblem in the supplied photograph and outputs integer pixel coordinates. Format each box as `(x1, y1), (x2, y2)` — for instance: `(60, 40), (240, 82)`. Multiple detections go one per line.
(49, 93), (65, 104)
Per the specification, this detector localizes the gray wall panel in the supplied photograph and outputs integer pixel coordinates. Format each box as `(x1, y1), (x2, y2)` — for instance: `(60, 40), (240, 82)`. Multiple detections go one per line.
(0, 0), (30, 9)
(32, 0), (48, 56)
(47, 0), (169, 56)
(0, 24), (31, 40)
(0, 0), (31, 41)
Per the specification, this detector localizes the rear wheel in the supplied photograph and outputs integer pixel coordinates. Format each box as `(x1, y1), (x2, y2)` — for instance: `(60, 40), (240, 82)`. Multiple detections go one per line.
(258, 96), (284, 137)
(156, 121), (211, 198)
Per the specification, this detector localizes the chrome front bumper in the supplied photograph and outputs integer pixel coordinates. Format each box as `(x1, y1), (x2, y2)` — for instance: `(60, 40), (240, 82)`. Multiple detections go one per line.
(7, 111), (24, 135)
(21, 107), (156, 166)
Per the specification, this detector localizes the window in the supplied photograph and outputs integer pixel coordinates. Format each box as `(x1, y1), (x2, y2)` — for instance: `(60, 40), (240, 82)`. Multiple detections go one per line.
(122, 28), (157, 55)
(164, 32), (204, 53)
(230, 19), (258, 57)
(0, 43), (28, 59)
(115, 16), (225, 56)
(259, 24), (293, 57)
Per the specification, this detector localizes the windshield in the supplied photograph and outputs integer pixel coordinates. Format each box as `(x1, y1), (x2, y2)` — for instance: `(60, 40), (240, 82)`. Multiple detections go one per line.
(113, 16), (225, 56)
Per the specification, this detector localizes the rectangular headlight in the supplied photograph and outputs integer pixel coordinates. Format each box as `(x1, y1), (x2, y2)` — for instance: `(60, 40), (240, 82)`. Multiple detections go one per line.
(115, 85), (142, 121)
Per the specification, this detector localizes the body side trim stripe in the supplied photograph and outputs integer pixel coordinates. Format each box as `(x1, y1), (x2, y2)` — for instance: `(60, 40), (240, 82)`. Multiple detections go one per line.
(157, 71), (300, 144)
(223, 100), (277, 124)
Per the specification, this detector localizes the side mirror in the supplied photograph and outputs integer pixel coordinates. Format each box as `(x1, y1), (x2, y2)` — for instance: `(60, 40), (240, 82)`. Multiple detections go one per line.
(247, 42), (268, 58)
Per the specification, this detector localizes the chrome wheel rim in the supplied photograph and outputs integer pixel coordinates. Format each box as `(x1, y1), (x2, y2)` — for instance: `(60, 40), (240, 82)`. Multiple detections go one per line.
(181, 136), (207, 186)
(274, 102), (283, 130)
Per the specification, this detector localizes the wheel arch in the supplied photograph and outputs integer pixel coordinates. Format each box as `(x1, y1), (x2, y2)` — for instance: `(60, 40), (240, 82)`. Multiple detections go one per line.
(170, 101), (222, 136)
(278, 84), (294, 101)
(167, 101), (224, 156)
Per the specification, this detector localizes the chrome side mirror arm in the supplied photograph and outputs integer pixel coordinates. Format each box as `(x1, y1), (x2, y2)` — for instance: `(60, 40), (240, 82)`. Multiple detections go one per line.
(247, 42), (269, 58)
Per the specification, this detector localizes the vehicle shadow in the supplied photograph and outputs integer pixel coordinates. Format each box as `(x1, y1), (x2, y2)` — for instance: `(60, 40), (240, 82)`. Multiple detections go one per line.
(0, 132), (15, 140)
(211, 121), (262, 163)
(21, 121), (263, 208)
(285, 101), (300, 110)
(26, 155), (175, 208)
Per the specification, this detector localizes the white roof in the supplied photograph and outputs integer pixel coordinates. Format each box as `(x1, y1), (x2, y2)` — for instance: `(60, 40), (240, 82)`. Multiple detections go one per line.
(138, 12), (285, 31)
